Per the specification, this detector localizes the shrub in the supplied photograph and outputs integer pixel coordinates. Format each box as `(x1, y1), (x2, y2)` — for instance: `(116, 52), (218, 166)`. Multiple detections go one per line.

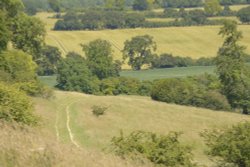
(201, 122), (250, 167)
(13, 81), (54, 99)
(151, 77), (230, 111)
(110, 131), (195, 167)
(91, 105), (108, 117)
(0, 82), (37, 125)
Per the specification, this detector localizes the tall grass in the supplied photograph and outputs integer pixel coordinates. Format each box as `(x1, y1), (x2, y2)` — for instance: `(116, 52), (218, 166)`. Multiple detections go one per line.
(0, 120), (153, 167)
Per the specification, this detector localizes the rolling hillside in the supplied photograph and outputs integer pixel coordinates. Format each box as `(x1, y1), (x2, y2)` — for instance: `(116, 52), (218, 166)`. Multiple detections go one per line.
(34, 91), (250, 166)
(36, 13), (250, 63)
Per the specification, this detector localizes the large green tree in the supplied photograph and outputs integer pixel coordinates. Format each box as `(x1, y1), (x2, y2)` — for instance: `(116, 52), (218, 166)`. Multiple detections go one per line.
(123, 35), (156, 70)
(215, 21), (250, 114)
(204, 0), (222, 16)
(37, 45), (62, 76)
(82, 39), (120, 79)
(11, 14), (46, 60)
(56, 53), (100, 94)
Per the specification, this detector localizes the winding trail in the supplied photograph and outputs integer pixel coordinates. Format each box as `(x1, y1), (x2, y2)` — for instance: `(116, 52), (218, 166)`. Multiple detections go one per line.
(66, 101), (81, 148)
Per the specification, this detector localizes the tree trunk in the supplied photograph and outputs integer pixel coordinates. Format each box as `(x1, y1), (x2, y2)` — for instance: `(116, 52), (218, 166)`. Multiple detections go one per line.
(242, 106), (249, 115)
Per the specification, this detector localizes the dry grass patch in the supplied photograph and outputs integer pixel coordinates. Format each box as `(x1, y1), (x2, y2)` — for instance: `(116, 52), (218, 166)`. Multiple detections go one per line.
(34, 91), (250, 166)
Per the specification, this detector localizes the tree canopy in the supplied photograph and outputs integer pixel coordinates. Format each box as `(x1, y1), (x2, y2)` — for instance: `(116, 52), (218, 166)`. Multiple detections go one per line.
(82, 39), (120, 79)
(123, 35), (156, 70)
(215, 21), (250, 114)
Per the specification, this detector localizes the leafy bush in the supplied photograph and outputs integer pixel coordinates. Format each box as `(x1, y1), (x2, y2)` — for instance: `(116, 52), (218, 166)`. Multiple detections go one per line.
(99, 77), (152, 96)
(0, 50), (37, 82)
(110, 131), (195, 167)
(151, 76), (230, 111)
(201, 122), (250, 167)
(13, 81), (53, 99)
(0, 82), (37, 125)
(91, 105), (108, 117)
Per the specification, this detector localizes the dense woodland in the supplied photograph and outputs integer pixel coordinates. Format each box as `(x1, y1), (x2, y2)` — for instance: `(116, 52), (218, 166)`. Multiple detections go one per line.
(0, 0), (250, 166)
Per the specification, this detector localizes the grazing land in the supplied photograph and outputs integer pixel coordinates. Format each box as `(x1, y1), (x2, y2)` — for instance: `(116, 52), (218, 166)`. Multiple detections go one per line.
(34, 91), (250, 166)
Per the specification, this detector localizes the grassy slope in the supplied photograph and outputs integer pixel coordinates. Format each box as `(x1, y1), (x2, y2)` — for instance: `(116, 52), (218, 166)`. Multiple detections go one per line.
(36, 13), (250, 64)
(34, 91), (250, 166)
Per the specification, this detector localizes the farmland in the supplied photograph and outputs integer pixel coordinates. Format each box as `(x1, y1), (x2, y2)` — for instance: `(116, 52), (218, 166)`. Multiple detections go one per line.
(36, 12), (250, 65)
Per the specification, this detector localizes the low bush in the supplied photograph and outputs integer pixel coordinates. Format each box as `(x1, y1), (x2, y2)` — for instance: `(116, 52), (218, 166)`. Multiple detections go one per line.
(0, 82), (37, 125)
(91, 105), (108, 117)
(110, 131), (195, 167)
(201, 121), (250, 167)
(99, 77), (152, 96)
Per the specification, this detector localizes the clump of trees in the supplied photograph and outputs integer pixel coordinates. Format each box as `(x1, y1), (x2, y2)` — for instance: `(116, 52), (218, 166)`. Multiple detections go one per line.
(152, 54), (215, 68)
(110, 131), (195, 167)
(0, 0), (53, 125)
(151, 76), (231, 111)
(237, 6), (250, 23)
(54, 11), (146, 30)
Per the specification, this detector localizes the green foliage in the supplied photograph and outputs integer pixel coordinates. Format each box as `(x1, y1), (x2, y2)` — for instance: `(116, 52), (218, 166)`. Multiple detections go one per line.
(82, 39), (120, 79)
(54, 10), (146, 30)
(0, 12), (11, 52)
(56, 54), (100, 94)
(48, 0), (61, 12)
(0, 0), (24, 18)
(0, 50), (37, 82)
(100, 77), (152, 96)
(133, 0), (149, 11)
(91, 105), (108, 117)
(151, 76), (231, 111)
(13, 81), (54, 98)
(37, 45), (62, 76)
(123, 35), (156, 70)
(204, 0), (222, 16)
(215, 21), (250, 114)
(201, 121), (250, 167)
(161, 0), (203, 8)
(237, 6), (250, 23)
(110, 131), (195, 167)
(11, 14), (46, 60)
(0, 82), (37, 125)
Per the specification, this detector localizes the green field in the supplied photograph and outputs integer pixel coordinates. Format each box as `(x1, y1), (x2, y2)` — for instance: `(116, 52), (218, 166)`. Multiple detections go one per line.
(34, 91), (250, 166)
(121, 66), (215, 80)
(38, 66), (215, 88)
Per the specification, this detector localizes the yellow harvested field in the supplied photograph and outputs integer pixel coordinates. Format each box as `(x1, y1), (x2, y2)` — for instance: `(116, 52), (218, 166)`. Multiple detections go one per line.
(146, 17), (175, 22)
(36, 12), (250, 60)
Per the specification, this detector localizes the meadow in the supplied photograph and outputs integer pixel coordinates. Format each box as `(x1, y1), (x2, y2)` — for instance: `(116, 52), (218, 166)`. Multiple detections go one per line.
(36, 12), (250, 67)
(34, 91), (250, 166)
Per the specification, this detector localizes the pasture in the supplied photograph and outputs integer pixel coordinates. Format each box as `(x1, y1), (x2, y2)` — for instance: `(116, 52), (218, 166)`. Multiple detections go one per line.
(34, 91), (250, 166)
